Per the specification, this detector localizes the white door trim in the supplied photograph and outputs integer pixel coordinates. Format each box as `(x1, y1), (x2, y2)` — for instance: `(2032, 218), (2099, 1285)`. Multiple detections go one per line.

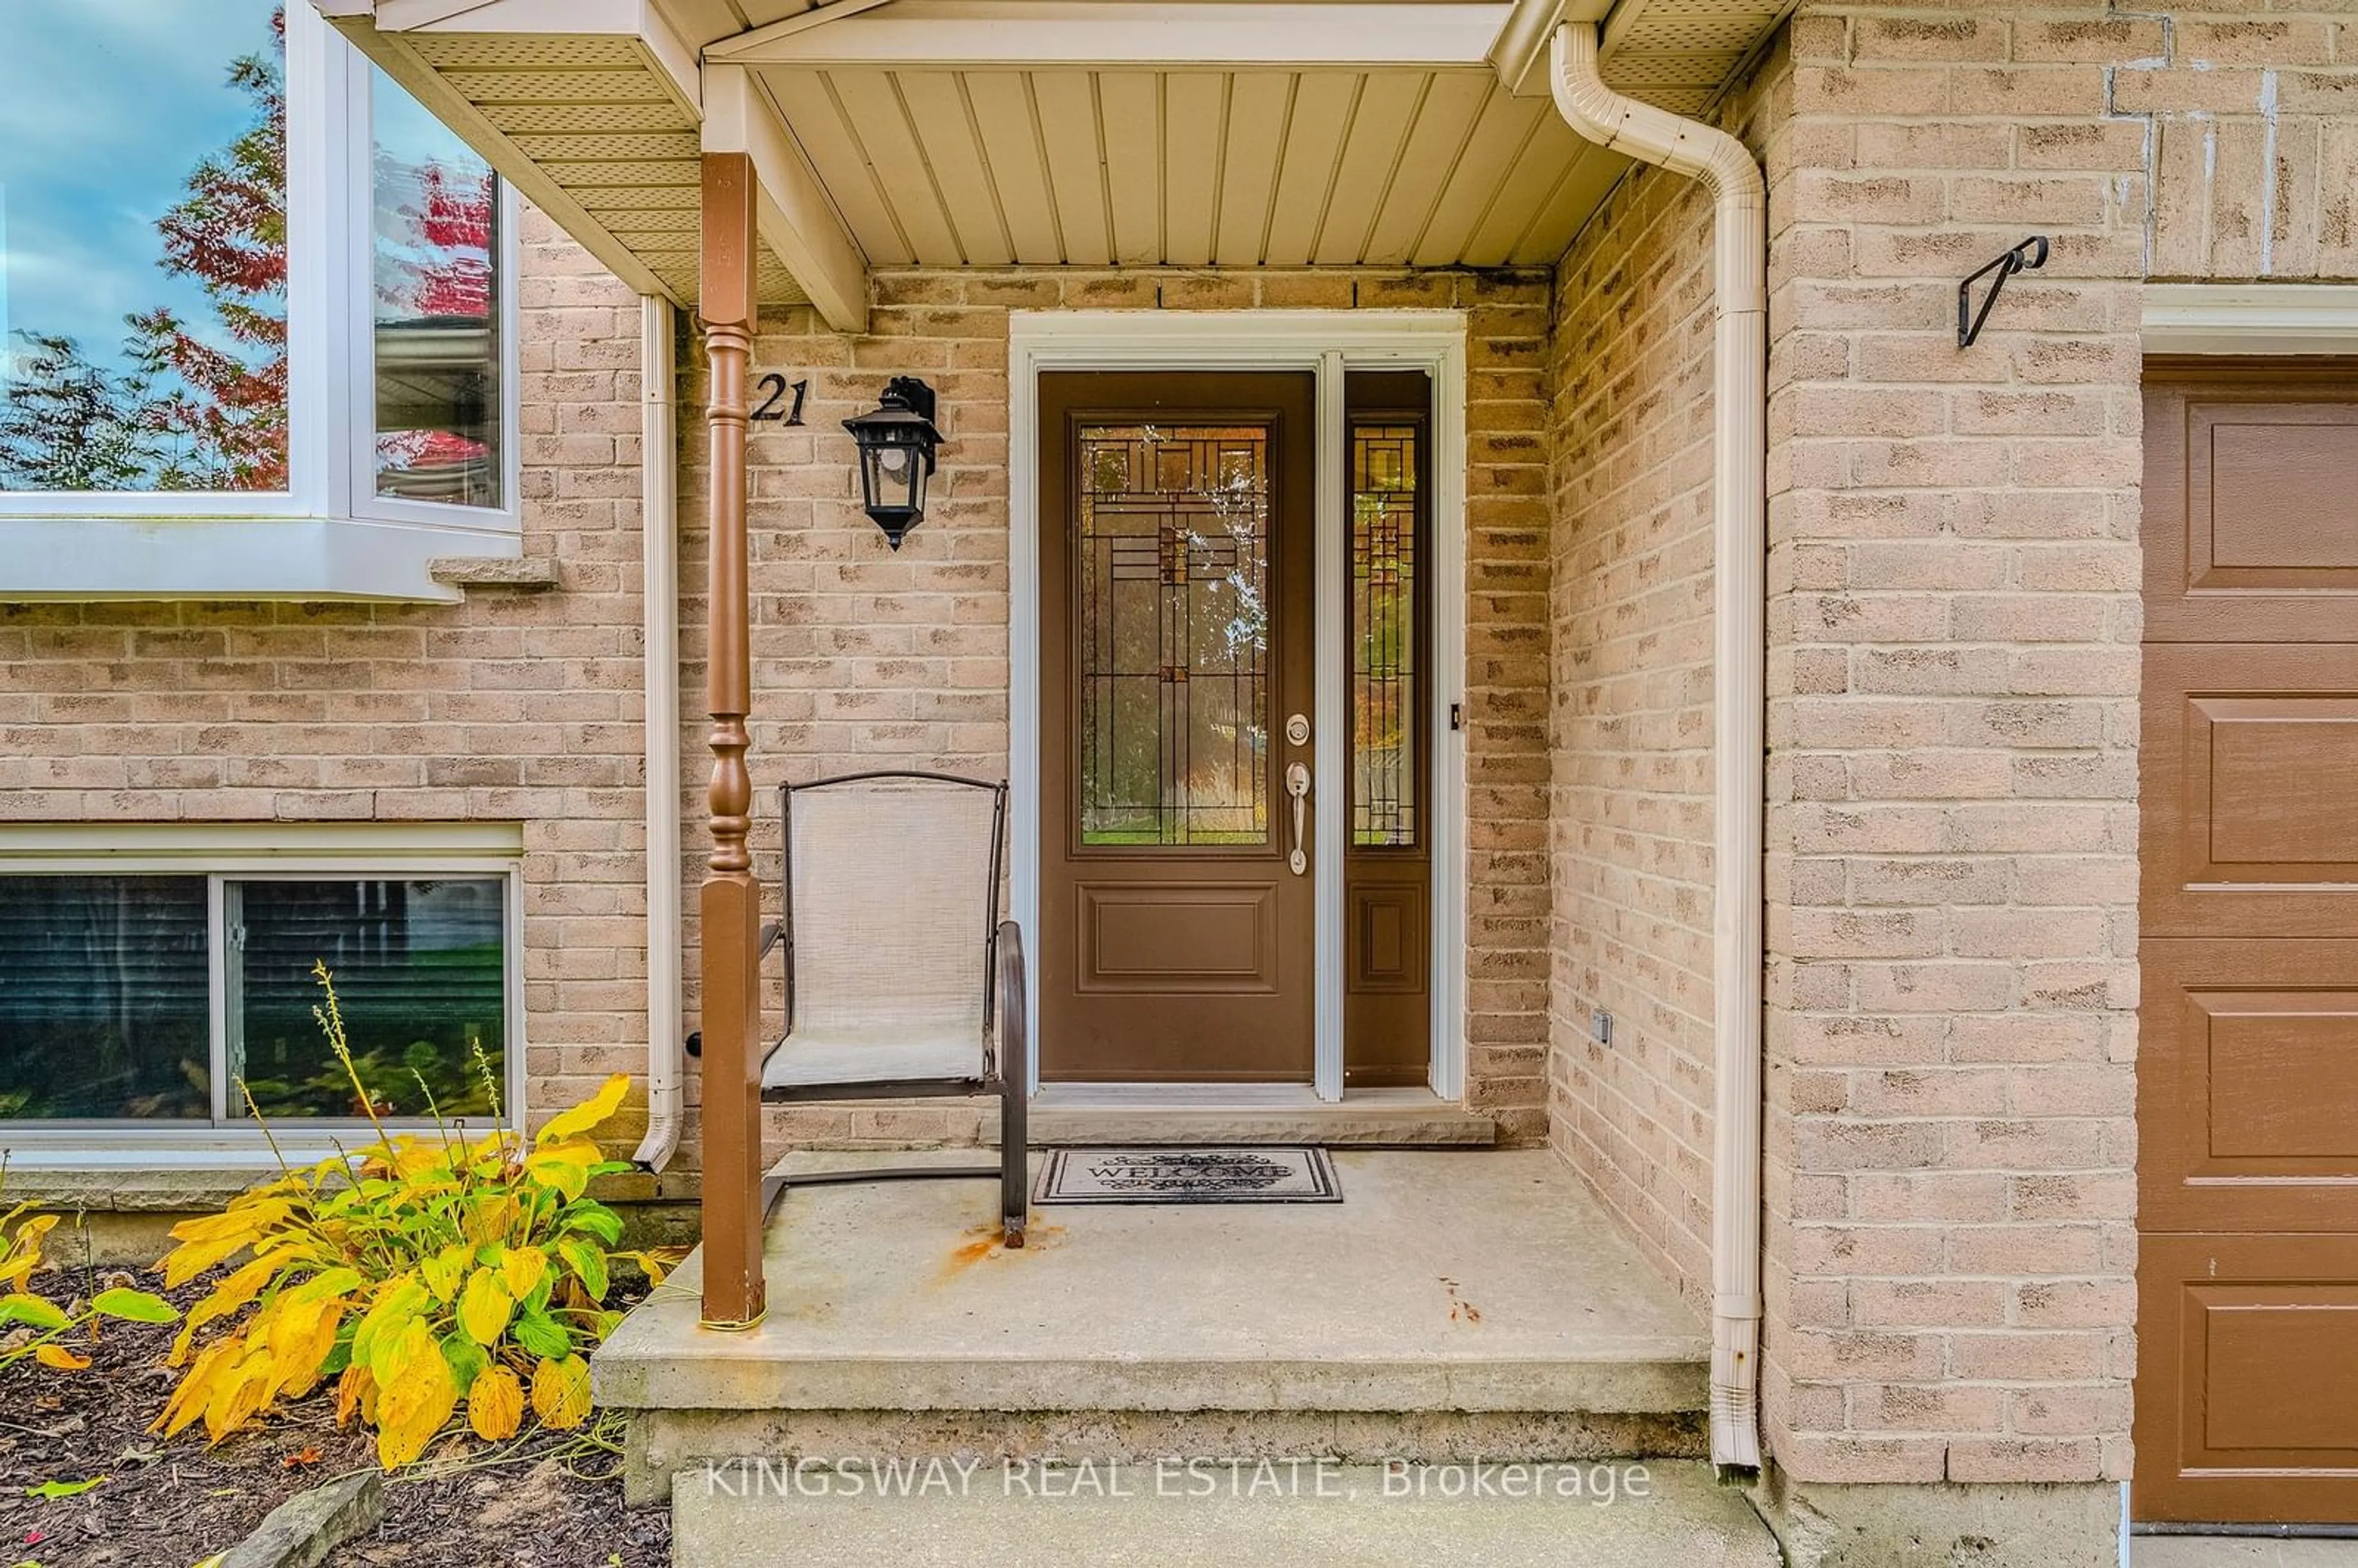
(1007, 308), (1469, 1103)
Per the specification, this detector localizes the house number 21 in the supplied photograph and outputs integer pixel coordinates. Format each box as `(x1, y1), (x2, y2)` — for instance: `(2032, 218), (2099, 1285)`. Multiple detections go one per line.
(751, 374), (807, 424)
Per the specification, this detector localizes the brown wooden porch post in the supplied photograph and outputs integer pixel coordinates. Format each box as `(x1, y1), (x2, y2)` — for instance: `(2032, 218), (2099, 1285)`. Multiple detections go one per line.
(696, 151), (766, 1330)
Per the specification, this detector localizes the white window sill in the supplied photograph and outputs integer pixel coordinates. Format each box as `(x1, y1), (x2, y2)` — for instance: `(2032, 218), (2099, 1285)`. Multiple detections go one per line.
(0, 514), (532, 603)
(0, 1139), (360, 1214)
(0, 1136), (362, 1171)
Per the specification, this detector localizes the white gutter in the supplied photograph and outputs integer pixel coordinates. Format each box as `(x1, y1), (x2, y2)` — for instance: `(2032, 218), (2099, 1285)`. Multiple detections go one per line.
(1548, 22), (1767, 1473)
(632, 293), (687, 1172)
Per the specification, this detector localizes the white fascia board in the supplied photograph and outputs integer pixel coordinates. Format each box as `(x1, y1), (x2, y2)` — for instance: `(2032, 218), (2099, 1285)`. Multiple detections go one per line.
(704, 0), (897, 62)
(704, 64), (870, 332)
(712, 1), (1514, 69)
(0, 517), (528, 602)
(375, 0), (508, 27)
(2142, 283), (2358, 355)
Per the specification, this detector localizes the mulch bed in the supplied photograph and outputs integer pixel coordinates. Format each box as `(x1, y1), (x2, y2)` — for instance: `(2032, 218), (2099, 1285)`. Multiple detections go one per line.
(0, 1271), (671, 1568)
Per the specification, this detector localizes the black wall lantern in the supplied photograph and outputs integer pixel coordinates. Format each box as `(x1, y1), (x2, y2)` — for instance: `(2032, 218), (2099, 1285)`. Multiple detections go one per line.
(843, 376), (943, 549)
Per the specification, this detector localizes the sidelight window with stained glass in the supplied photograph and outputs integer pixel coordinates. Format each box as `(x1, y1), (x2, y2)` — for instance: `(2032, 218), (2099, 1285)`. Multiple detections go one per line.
(1077, 423), (1272, 846)
(1352, 421), (1419, 847)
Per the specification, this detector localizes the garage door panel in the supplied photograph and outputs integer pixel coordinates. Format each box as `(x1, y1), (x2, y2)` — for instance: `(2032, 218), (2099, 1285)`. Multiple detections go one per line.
(2138, 365), (2358, 1526)
(2135, 1233), (2358, 1524)
(2203, 413), (2358, 578)
(2144, 370), (2358, 643)
(2141, 646), (2358, 937)
(2141, 939), (2358, 1233)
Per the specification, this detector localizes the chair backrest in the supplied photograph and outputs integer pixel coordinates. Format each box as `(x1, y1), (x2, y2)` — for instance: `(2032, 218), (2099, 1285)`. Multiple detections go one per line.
(780, 771), (1006, 1045)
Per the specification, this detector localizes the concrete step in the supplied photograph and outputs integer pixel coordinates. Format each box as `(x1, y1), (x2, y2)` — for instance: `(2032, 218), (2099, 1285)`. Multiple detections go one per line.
(673, 1461), (1778, 1568)
(990, 1086), (1497, 1148)
(597, 1151), (1709, 1504)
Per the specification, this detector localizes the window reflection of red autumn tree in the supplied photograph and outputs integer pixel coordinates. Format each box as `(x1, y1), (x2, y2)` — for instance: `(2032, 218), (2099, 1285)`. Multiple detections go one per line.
(0, 10), (289, 490)
(128, 9), (290, 492)
(0, 6), (496, 495)
(403, 161), (494, 319)
(375, 152), (497, 489)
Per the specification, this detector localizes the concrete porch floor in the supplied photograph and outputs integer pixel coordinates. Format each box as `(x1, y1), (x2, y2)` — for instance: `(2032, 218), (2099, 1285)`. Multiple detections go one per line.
(596, 1149), (1711, 1503)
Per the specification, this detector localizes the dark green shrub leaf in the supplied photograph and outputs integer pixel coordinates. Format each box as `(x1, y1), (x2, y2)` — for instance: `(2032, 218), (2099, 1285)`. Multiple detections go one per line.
(512, 1308), (570, 1360)
(90, 1288), (181, 1325)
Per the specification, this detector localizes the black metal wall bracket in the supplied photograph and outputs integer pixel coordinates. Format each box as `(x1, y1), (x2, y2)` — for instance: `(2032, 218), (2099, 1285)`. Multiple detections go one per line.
(1957, 235), (2050, 348)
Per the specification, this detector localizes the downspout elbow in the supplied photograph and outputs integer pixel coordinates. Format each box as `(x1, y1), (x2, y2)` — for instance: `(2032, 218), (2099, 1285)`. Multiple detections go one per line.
(632, 1092), (683, 1173)
(1549, 25), (1764, 212)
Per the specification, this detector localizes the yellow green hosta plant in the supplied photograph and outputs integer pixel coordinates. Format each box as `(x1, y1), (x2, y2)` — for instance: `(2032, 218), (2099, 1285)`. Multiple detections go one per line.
(154, 963), (676, 1467)
(0, 1169), (181, 1374)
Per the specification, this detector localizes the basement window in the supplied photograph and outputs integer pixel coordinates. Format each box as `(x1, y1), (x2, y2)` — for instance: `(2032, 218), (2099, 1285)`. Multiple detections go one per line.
(0, 835), (521, 1139)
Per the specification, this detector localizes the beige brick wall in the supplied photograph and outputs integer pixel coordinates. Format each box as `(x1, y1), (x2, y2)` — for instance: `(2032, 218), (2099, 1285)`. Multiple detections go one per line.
(1543, 59), (1789, 1320)
(2133, 9), (2358, 280)
(671, 268), (1557, 1157)
(0, 208), (654, 1138)
(1762, 1), (2160, 1487)
(1538, 0), (2354, 1494)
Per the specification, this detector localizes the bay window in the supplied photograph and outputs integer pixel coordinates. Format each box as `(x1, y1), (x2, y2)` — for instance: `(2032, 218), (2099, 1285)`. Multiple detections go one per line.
(0, 1), (518, 598)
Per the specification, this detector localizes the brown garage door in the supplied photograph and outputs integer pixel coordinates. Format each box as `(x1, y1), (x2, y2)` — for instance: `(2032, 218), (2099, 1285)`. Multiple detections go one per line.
(2136, 359), (2358, 1524)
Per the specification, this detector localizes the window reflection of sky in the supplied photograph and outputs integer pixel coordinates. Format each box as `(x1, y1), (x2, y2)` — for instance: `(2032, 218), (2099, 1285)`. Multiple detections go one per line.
(373, 68), (480, 226)
(0, 1), (278, 381)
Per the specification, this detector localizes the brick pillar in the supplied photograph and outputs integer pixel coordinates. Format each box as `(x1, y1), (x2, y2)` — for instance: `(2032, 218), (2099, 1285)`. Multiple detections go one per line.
(1760, 0), (2144, 1520)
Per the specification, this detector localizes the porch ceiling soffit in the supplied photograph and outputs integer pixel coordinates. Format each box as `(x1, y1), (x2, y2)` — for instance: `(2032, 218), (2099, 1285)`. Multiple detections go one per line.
(707, 1), (1621, 273)
(312, 0), (1791, 316)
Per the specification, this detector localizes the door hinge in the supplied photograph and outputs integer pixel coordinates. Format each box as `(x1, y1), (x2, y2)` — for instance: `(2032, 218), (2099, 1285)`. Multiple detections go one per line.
(1449, 702), (1465, 732)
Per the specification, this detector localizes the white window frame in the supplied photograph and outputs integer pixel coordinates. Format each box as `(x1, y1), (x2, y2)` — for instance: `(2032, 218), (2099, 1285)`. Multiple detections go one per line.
(326, 23), (524, 535)
(0, 3), (523, 601)
(0, 823), (526, 1166)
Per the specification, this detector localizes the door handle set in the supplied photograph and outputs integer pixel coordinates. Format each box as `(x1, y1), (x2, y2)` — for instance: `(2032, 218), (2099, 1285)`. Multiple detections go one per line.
(1282, 712), (1312, 877)
(1285, 761), (1311, 876)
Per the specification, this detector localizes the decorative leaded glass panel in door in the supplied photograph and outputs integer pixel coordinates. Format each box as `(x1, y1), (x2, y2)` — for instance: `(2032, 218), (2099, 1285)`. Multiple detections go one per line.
(1040, 372), (1315, 1084)
(1352, 422), (1418, 847)
(1076, 424), (1271, 846)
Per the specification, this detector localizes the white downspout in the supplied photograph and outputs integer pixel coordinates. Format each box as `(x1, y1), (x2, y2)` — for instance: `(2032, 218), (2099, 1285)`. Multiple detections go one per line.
(632, 293), (687, 1173)
(1549, 23), (1767, 1473)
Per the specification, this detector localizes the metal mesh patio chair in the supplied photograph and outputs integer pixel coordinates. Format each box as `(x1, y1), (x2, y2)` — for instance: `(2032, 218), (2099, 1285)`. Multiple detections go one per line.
(751, 770), (1027, 1244)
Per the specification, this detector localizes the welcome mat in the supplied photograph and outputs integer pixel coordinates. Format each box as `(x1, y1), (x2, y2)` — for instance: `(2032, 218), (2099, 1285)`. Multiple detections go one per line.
(1034, 1146), (1342, 1205)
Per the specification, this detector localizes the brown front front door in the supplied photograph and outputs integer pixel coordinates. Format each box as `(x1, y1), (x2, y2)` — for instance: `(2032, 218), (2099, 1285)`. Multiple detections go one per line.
(2135, 360), (2358, 1524)
(1039, 372), (1317, 1081)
